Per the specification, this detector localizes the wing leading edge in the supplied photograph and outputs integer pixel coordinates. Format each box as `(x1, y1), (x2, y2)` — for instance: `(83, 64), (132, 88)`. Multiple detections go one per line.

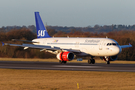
(2, 42), (81, 53)
(3, 43), (60, 50)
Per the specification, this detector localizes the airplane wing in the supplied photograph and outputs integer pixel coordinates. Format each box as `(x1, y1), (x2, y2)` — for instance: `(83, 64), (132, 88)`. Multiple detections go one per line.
(2, 42), (81, 53)
(120, 43), (132, 48)
(12, 39), (38, 43)
(2, 42), (60, 50)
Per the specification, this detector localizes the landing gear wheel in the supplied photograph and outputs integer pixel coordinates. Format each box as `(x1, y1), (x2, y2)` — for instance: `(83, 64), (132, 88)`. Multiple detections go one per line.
(91, 59), (95, 64)
(59, 60), (62, 64)
(88, 59), (91, 64)
(106, 61), (110, 64)
(59, 60), (67, 64)
(88, 59), (95, 64)
(63, 61), (67, 64)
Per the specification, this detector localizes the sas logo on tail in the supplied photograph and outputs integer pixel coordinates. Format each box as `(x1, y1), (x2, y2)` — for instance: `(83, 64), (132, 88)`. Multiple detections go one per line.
(38, 30), (46, 37)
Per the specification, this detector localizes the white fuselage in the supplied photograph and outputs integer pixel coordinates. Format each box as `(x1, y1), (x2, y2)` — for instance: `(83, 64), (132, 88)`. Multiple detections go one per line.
(32, 37), (121, 57)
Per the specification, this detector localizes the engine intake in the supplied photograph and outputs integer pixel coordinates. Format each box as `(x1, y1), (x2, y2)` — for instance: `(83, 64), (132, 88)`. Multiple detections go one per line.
(109, 55), (118, 61)
(57, 51), (74, 61)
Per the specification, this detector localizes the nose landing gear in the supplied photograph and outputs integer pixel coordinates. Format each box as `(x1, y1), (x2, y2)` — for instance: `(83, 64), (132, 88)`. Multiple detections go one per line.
(103, 56), (110, 64)
(106, 61), (110, 64)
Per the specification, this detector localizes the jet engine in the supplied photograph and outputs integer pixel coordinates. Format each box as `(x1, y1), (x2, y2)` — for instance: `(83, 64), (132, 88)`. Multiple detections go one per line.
(102, 55), (118, 61)
(109, 55), (118, 61)
(56, 51), (74, 61)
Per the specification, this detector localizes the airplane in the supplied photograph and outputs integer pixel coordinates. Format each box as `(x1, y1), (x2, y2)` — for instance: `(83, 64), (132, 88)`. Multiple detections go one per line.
(2, 12), (132, 64)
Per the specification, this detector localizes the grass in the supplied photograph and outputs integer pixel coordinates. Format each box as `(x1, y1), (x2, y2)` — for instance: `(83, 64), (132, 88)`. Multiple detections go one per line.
(0, 58), (135, 64)
(0, 69), (135, 90)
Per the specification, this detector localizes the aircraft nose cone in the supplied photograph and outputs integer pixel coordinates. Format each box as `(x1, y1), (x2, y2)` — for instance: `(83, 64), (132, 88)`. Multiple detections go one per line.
(119, 46), (122, 54)
(110, 46), (121, 55)
(115, 46), (121, 55)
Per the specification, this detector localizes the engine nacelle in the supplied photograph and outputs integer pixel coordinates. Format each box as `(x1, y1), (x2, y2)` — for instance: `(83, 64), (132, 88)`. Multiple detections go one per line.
(109, 55), (118, 61)
(56, 51), (74, 61)
(102, 55), (118, 61)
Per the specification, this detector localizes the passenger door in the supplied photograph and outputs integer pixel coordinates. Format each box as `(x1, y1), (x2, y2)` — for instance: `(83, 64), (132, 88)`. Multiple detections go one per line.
(99, 41), (104, 50)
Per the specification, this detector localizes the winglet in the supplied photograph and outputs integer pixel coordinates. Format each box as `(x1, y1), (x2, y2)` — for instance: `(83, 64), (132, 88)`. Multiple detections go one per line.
(129, 43), (132, 47)
(2, 42), (4, 46)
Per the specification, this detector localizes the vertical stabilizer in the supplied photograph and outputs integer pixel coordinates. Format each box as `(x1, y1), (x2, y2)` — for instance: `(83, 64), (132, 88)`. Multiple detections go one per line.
(35, 12), (50, 38)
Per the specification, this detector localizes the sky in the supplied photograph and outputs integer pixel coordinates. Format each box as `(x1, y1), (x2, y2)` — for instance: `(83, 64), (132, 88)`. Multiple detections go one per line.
(0, 0), (135, 27)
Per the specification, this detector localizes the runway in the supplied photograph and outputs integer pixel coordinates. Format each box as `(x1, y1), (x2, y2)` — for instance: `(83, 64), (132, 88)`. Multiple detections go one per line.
(0, 61), (135, 72)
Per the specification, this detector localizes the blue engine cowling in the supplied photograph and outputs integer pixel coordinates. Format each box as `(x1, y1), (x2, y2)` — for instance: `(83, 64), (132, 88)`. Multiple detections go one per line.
(101, 55), (118, 61)
(109, 55), (118, 61)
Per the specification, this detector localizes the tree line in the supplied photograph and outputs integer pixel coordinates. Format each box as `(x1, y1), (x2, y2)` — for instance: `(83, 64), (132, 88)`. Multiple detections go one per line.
(0, 28), (135, 60)
(1, 24), (135, 33)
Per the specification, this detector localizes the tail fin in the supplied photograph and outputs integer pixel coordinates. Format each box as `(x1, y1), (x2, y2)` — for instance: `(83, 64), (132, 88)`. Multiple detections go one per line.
(35, 12), (50, 38)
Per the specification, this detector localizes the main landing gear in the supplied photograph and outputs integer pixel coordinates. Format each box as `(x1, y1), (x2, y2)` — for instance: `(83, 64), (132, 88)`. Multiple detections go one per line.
(88, 57), (95, 64)
(59, 60), (67, 64)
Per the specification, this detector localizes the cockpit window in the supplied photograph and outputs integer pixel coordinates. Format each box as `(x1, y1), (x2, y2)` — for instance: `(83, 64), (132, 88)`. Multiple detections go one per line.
(107, 43), (117, 46)
(112, 43), (117, 45)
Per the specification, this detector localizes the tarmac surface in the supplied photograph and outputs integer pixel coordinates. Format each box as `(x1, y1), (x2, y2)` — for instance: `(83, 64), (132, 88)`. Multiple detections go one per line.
(0, 61), (135, 72)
